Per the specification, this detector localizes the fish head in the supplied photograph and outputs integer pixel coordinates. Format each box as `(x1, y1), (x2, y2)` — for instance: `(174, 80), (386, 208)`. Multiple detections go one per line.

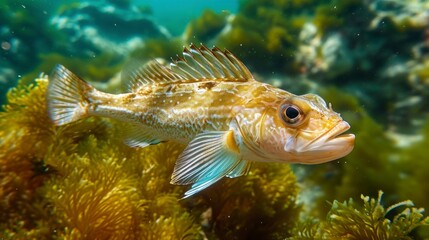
(236, 92), (355, 164)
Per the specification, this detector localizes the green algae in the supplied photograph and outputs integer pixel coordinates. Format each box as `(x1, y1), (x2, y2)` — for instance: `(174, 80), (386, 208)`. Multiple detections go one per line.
(292, 191), (429, 239)
(184, 9), (229, 43)
(0, 77), (301, 239)
(18, 52), (124, 89)
(294, 87), (429, 238)
(129, 38), (184, 63)
(0, 72), (428, 239)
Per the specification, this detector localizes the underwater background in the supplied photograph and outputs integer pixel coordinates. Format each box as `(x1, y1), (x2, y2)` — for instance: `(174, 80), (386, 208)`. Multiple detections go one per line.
(1, 0), (429, 239)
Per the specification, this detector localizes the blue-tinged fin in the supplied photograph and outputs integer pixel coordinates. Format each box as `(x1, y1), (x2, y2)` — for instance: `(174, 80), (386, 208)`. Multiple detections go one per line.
(126, 44), (255, 92)
(171, 130), (249, 198)
(47, 64), (93, 126)
(226, 160), (252, 178)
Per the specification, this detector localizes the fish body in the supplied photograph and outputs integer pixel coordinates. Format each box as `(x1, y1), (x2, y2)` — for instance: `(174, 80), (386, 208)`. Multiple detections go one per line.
(47, 44), (355, 197)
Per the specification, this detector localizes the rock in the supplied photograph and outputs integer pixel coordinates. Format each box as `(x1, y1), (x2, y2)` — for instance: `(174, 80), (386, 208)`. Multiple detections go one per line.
(296, 23), (354, 80)
(50, 0), (171, 58)
(370, 0), (429, 29)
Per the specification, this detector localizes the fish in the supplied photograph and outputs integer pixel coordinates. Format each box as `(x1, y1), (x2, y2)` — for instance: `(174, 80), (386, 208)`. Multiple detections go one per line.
(47, 44), (355, 198)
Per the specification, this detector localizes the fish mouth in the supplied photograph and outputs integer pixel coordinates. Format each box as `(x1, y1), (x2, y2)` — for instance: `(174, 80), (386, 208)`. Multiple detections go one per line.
(326, 121), (355, 143)
(297, 121), (355, 164)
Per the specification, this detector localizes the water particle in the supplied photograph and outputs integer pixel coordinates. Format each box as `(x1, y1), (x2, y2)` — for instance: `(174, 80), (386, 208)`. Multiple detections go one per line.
(21, 4), (26, 8)
(1, 41), (11, 50)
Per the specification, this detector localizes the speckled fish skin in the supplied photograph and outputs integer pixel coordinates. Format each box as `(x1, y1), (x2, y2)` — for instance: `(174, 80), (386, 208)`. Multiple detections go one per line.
(47, 44), (355, 198)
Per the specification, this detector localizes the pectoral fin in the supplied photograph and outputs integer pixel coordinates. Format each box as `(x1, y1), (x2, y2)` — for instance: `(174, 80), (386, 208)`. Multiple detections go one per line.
(170, 130), (247, 198)
(226, 160), (252, 178)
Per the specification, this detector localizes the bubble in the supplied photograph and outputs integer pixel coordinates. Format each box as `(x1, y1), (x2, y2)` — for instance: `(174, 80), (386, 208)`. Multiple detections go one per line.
(1, 41), (10, 50)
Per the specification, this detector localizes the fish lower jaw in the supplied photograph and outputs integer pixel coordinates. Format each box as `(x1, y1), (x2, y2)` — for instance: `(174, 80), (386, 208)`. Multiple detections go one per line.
(290, 121), (355, 163)
(312, 121), (354, 147)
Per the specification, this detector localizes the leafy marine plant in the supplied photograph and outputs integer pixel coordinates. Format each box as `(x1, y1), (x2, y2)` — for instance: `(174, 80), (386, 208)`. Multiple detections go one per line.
(0, 77), (202, 239)
(396, 119), (429, 239)
(292, 88), (429, 238)
(291, 191), (429, 239)
(0, 75), (301, 239)
(214, 0), (311, 73)
(294, 88), (397, 217)
(196, 162), (300, 239)
(184, 9), (229, 44)
(18, 52), (124, 89)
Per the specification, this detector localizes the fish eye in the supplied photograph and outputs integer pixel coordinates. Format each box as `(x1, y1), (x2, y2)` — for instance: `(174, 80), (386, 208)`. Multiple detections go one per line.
(280, 104), (303, 126)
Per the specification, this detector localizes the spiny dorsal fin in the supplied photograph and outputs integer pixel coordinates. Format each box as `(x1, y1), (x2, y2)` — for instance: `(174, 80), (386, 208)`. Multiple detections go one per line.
(127, 44), (254, 91)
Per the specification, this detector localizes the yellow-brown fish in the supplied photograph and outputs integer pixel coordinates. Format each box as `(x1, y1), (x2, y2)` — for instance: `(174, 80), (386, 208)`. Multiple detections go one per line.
(47, 44), (355, 197)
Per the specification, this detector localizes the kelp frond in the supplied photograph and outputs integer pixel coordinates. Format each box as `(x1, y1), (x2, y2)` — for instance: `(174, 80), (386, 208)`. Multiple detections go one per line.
(47, 154), (140, 239)
(292, 191), (429, 239)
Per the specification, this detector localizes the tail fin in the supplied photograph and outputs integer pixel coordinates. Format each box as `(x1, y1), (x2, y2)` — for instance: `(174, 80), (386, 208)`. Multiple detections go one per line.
(47, 64), (93, 126)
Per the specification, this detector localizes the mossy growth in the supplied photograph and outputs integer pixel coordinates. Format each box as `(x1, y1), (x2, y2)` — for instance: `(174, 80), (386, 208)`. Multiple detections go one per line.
(397, 120), (429, 236)
(325, 89), (398, 201)
(214, 0), (312, 73)
(313, 0), (374, 35)
(184, 0), (374, 74)
(2, 71), (428, 239)
(295, 87), (429, 238)
(0, 77), (200, 239)
(292, 191), (429, 239)
(184, 9), (229, 43)
(129, 38), (184, 63)
(196, 162), (300, 239)
(18, 52), (124, 89)
(0, 76), (300, 239)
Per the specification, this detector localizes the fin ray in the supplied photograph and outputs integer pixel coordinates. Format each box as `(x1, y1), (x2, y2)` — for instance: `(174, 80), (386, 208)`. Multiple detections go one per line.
(226, 160), (252, 178)
(47, 64), (92, 126)
(126, 44), (254, 91)
(171, 131), (248, 198)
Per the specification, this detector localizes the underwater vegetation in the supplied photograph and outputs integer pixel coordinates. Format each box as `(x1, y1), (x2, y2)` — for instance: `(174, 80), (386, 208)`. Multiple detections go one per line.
(2, 0), (429, 239)
(0, 0), (60, 104)
(292, 191), (429, 239)
(0, 77), (300, 239)
(184, 9), (229, 44)
(0, 0), (166, 105)
(177, 0), (429, 132)
(0, 74), (428, 239)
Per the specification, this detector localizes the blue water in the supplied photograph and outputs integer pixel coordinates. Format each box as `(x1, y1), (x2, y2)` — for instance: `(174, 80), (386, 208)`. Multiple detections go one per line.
(2, 0), (429, 239)
(0, 0), (238, 104)
(138, 0), (238, 35)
